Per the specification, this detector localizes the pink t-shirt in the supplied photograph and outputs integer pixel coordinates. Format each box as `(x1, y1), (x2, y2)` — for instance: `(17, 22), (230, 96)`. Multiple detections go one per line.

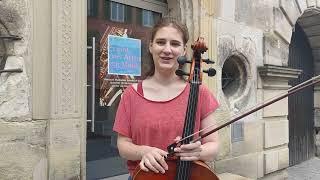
(113, 83), (219, 175)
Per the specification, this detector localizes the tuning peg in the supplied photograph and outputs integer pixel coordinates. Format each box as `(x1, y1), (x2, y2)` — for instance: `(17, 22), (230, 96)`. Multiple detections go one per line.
(176, 69), (190, 77)
(177, 56), (191, 65)
(203, 68), (216, 77)
(203, 58), (215, 64)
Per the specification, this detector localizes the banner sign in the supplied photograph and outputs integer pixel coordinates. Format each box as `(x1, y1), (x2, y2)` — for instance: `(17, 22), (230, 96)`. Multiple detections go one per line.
(108, 35), (141, 76)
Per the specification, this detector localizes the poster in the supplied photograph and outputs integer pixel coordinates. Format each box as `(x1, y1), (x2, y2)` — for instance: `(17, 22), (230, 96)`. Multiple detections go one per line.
(99, 27), (139, 107)
(108, 35), (141, 76)
(98, 25), (152, 107)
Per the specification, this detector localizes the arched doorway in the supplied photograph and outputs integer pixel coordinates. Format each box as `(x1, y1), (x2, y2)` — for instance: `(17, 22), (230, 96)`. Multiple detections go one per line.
(288, 23), (315, 166)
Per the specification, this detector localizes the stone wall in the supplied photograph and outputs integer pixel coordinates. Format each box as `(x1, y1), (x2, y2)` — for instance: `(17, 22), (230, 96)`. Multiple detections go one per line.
(0, 0), (47, 179)
(214, 0), (320, 179)
(1, 0), (87, 179)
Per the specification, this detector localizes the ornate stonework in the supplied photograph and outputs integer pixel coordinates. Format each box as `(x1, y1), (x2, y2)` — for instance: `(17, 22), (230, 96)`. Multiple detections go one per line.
(52, 0), (81, 117)
(59, 0), (73, 115)
(48, 0), (86, 179)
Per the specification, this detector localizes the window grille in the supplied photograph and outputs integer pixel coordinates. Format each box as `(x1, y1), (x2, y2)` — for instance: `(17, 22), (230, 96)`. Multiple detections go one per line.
(142, 10), (154, 27)
(110, 2), (125, 22)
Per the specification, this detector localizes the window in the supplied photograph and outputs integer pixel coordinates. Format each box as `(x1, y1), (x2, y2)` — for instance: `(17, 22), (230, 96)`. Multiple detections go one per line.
(142, 10), (154, 27)
(110, 2), (125, 22)
(87, 0), (98, 17)
(222, 55), (248, 98)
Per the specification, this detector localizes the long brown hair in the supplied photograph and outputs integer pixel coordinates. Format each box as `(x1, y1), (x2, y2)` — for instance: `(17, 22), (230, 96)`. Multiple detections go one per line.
(143, 17), (189, 78)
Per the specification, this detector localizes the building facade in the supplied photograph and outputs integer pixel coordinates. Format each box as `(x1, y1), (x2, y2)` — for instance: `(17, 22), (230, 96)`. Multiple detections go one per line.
(0, 0), (320, 179)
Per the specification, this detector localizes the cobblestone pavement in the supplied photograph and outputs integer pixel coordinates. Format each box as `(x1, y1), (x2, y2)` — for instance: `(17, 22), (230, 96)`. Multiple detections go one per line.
(288, 157), (320, 180)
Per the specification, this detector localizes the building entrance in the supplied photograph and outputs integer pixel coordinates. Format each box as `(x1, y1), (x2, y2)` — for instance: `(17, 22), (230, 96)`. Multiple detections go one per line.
(86, 0), (167, 179)
(288, 23), (315, 166)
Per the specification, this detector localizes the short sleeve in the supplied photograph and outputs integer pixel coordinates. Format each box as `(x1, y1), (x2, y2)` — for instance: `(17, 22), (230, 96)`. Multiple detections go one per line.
(113, 87), (132, 137)
(199, 85), (219, 120)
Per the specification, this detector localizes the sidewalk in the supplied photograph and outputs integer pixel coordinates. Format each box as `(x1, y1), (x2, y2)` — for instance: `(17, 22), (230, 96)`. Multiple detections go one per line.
(288, 157), (320, 180)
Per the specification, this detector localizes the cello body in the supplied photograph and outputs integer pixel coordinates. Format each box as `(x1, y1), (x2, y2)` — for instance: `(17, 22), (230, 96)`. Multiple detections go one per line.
(132, 159), (219, 180)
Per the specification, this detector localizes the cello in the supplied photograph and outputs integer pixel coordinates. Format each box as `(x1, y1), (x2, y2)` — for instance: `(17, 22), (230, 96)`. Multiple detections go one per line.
(132, 37), (220, 180)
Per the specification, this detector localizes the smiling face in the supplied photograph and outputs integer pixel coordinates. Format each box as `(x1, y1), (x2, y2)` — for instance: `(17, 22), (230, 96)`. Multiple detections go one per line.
(149, 25), (186, 75)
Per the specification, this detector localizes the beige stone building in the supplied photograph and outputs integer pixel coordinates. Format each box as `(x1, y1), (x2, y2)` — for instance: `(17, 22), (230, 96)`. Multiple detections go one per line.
(0, 0), (320, 179)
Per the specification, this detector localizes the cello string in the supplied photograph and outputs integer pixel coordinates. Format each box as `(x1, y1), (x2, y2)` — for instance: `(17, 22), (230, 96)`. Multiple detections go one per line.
(178, 74), (320, 143)
(185, 67), (200, 180)
(181, 68), (196, 180)
(177, 67), (191, 180)
(179, 61), (200, 180)
(178, 45), (208, 180)
(182, 69), (196, 180)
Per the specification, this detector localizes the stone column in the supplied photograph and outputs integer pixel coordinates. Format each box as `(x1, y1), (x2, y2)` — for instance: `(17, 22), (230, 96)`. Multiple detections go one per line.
(258, 65), (301, 178)
(47, 0), (86, 179)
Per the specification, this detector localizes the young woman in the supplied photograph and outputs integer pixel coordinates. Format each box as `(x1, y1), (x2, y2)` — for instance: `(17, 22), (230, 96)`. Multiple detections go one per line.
(113, 17), (219, 179)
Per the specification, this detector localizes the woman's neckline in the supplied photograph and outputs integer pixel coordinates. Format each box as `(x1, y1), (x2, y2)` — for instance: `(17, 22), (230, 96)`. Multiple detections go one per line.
(130, 83), (189, 103)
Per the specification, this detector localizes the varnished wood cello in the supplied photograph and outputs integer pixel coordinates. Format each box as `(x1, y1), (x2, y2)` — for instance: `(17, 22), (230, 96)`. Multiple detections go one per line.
(132, 37), (320, 180)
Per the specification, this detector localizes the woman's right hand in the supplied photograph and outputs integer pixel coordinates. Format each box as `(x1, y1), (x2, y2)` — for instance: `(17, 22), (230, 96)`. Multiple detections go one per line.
(139, 147), (168, 174)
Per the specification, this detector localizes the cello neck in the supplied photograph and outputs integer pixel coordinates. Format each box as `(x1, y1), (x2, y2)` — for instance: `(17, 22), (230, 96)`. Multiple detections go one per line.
(175, 38), (205, 180)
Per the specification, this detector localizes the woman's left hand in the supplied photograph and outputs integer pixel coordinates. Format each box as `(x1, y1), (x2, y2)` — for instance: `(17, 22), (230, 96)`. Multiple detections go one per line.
(173, 136), (202, 161)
